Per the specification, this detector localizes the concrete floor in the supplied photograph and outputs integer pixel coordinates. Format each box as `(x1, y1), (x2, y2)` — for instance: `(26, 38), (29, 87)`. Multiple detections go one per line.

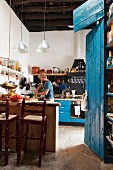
(0, 125), (113, 169)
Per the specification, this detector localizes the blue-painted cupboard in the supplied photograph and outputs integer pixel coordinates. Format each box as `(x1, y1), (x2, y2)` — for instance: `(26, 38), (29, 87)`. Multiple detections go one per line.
(55, 99), (85, 123)
(55, 100), (71, 122)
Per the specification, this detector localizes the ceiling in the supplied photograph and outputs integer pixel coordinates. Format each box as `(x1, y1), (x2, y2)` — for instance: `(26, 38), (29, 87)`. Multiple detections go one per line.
(5, 0), (87, 32)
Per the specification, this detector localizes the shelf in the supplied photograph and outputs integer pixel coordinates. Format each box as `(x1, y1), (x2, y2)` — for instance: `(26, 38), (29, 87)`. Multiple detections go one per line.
(33, 73), (67, 76)
(106, 114), (113, 123)
(106, 39), (113, 48)
(106, 136), (113, 148)
(67, 71), (85, 77)
(107, 14), (113, 30)
(0, 73), (16, 79)
(106, 64), (113, 70)
(106, 93), (113, 96)
(33, 72), (85, 76)
(0, 65), (23, 76)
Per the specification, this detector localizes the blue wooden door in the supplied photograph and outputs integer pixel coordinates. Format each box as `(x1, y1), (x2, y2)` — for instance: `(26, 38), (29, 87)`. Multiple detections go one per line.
(85, 19), (104, 160)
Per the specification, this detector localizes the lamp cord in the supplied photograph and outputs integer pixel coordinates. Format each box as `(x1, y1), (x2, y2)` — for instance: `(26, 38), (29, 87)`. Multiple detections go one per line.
(44, 0), (46, 40)
(8, 0), (11, 80)
(9, 0), (11, 61)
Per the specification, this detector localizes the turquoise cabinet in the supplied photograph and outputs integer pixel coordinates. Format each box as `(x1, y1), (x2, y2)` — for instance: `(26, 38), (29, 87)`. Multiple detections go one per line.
(55, 100), (85, 123)
(55, 100), (71, 122)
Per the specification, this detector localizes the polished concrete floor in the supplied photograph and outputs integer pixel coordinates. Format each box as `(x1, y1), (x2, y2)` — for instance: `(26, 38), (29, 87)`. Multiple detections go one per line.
(0, 125), (113, 169)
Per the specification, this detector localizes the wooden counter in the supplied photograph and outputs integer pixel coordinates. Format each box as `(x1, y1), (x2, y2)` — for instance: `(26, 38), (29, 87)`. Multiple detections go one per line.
(1, 99), (60, 152)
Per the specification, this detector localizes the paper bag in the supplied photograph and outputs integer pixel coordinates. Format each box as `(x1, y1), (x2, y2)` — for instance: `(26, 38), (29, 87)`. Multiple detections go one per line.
(81, 93), (88, 111)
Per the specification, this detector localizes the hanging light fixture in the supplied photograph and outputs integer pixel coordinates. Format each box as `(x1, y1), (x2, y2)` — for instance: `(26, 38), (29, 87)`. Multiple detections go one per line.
(36, 0), (50, 53)
(13, 0), (28, 53)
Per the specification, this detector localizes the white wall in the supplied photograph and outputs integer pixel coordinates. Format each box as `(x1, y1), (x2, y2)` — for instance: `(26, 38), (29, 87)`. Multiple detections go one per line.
(0, 0), (29, 74)
(29, 29), (90, 73)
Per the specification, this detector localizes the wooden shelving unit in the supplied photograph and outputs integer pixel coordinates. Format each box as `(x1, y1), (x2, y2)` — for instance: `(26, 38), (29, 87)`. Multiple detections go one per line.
(105, 1), (113, 162)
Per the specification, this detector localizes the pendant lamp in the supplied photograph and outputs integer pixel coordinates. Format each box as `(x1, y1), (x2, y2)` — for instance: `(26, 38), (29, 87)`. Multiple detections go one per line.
(13, 0), (28, 53)
(36, 0), (50, 53)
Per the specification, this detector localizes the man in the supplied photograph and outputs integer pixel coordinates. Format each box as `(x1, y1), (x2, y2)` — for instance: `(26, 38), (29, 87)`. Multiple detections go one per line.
(35, 73), (54, 102)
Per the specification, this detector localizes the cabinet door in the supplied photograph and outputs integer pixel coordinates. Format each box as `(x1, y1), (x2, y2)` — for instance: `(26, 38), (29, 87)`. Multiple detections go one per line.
(55, 100), (71, 122)
(59, 111), (70, 122)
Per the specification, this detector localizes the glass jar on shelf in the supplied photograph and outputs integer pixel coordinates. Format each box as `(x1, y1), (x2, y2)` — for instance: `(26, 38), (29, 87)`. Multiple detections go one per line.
(9, 60), (16, 70)
(107, 57), (112, 66)
(2, 58), (8, 67)
(0, 57), (3, 65)
(1, 58), (8, 74)
(18, 64), (22, 72)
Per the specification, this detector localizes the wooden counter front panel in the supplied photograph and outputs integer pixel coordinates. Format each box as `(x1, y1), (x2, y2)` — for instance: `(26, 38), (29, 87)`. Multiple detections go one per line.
(2, 104), (59, 152)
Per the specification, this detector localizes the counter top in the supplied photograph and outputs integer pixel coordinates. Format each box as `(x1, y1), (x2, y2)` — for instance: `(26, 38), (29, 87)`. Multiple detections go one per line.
(54, 98), (82, 101)
(0, 98), (60, 106)
(0, 97), (82, 105)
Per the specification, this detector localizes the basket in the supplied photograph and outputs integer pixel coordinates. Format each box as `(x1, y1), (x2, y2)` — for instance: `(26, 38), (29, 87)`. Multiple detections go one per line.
(0, 84), (17, 90)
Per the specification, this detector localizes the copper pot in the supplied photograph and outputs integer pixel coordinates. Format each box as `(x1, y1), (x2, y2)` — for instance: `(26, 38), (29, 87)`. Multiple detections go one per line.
(32, 66), (40, 74)
(47, 69), (52, 73)
(39, 69), (45, 74)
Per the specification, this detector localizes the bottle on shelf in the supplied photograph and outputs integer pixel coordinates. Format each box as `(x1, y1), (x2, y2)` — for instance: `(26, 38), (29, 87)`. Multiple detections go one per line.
(107, 57), (112, 66)
(108, 84), (111, 92)
(65, 86), (71, 98)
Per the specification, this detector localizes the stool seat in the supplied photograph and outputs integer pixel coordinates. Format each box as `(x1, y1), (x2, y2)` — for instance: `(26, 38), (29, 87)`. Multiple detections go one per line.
(24, 115), (47, 122)
(0, 114), (18, 121)
(17, 98), (48, 167)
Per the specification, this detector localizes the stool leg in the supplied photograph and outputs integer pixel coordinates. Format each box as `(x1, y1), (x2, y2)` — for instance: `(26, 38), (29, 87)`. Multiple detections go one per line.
(0, 124), (2, 151)
(4, 122), (9, 166)
(24, 123), (29, 153)
(43, 118), (47, 155)
(38, 126), (44, 167)
(16, 116), (19, 153)
(17, 119), (23, 166)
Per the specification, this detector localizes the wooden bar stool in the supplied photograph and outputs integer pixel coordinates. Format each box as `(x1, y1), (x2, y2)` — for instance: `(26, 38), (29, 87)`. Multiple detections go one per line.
(0, 99), (19, 166)
(17, 98), (47, 167)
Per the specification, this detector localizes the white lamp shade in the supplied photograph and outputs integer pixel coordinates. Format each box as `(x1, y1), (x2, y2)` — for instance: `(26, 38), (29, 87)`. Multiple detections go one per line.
(14, 41), (28, 54)
(36, 40), (50, 53)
